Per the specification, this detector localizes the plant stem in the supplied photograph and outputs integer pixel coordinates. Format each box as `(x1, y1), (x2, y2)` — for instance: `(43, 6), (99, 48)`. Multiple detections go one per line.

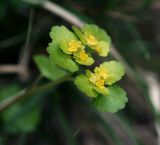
(0, 76), (72, 112)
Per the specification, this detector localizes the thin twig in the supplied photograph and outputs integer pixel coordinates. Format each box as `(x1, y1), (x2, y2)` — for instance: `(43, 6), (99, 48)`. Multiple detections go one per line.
(43, 1), (84, 28)
(18, 9), (34, 80)
(0, 65), (27, 74)
(111, 45), (135, 81)
(0, 76), (72, 112)
(0, 34), (24, 49)
(106, 11), (137, 22)
(19, 9), (34, 66)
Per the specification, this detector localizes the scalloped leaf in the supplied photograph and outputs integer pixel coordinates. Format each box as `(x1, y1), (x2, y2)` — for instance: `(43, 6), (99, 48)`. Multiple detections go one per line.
(82, 24), (99, 37)
(74, 56), (94, 66)
(100, 61), (125, 85)
(96, 41), (110, 57)
(74, 74), (98, 98)
(93, 85), (128, 113)
(34, 55), (67, 81)
(50, 26), (77, 44)
(98, 28), (111, 42)
(47, 42), (79, 72)
(72, 26), (86, 44)
(82, 24), (111, 42)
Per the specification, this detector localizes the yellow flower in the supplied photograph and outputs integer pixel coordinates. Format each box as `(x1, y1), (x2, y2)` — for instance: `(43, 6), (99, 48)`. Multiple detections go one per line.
(88, 75), (105, 90)
(95, 79), (105, 89)
(94, 45), (102, 53)
(79, 50), (89, 61)
(88, 67), (109, 90)
(68, 40), (83, 53)
(72, 24), (111, 57)
(64, 39), (94, 66)
(85, 33), (98, 46)
(73, 49), (94, 66)
(95, 67), (109, 80)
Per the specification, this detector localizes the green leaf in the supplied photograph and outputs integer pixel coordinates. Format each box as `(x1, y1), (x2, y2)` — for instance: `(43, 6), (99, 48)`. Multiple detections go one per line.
(98, 28), (111, 42)
(34, 55), (67, 81)
(96, 40), (110, 57)
(94, 86), (109, 96)
(0, 83), (20, 101)
(50, 26), (77, 44)
(82, 24), (99, 38)
(74, 74), (98, 98)
(82, 24), (111, 42)
(74, 54), (94, 66)
(72, 26), (86, 44)
(47, 42), (79, 72)
(100, 61), (125, 85)
(2, 105), (40, 133)
(0, 83), (41, 133)
(59, 40), (71, 55)
(93, 85), (128, 113)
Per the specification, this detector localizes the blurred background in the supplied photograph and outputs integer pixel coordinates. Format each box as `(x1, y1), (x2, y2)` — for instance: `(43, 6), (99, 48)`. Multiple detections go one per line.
(0, 0), (160, 145)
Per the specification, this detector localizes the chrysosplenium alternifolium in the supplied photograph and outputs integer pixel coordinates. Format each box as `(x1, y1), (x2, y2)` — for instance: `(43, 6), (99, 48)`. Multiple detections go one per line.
(47, 24), (128, 113)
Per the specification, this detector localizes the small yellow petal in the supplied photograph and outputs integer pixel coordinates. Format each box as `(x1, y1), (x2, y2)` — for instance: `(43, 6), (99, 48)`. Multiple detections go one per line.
(85, 33), (98, 46)
(68, 40), (83, 53)
(94, 46), (102, 53)
(89, 74), (97, 84)
(95, 79), (105, 89)
(97, 68), (109, 80)
(79, 50), (89, 61)
(88, 66), (110, 90)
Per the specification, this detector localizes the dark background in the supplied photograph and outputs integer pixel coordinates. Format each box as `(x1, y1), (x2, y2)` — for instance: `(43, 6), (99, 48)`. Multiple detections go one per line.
(0, 0), (160, 145)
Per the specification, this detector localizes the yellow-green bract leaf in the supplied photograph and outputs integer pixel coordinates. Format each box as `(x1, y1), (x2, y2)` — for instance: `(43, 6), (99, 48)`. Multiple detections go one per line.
(50, 26), (77, 44)
(83, 24), (99, 38)
(59, 40), (71, 54)
(47, 42), (79, 72)
(100, 61), (125, 85)
(72, 26), (86, 44)
(97, 41), (110, 57)
(34, 55), (67, 81)
(74, 56), (94, 66)
(93, 85), (128, 113)
(82, 24), (111, 42)
(94, 86), (109, 96)
(74, 74), (98, 98)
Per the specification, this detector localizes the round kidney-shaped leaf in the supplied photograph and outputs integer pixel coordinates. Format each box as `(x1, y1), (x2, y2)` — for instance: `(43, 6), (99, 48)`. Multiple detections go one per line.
(93, 85), (128, 113)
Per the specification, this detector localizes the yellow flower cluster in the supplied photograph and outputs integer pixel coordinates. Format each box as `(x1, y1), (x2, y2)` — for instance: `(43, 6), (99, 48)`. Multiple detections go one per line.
(89, 67), (109, 90)
(85, 33), (102, 54)
(67, 40), (89, 62)
(85, 33), (98, 46)
(68, 40), (82, 53)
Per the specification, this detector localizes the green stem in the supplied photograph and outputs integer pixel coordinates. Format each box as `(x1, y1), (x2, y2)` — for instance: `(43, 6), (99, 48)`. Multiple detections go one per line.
(0, 76), (72, 112)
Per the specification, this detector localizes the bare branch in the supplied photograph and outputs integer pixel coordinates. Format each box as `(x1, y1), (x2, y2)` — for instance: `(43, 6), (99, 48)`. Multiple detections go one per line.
(0, 65), (20, 74)
(43, 0), (84, 27)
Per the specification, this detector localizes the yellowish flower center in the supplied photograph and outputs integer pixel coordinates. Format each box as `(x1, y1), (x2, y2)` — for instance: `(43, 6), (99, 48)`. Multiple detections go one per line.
(85, 33), (98, 46)
(79, 50), (89, 61)
(89, 68), (109, 89)
(95, 79), (105, 89)
(89, 74), (97, 84)
(94, 45), (102, 53)
(96, 68), (109, 80)
(68, 40), (82, 53)
(89, 74), (105, 89)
